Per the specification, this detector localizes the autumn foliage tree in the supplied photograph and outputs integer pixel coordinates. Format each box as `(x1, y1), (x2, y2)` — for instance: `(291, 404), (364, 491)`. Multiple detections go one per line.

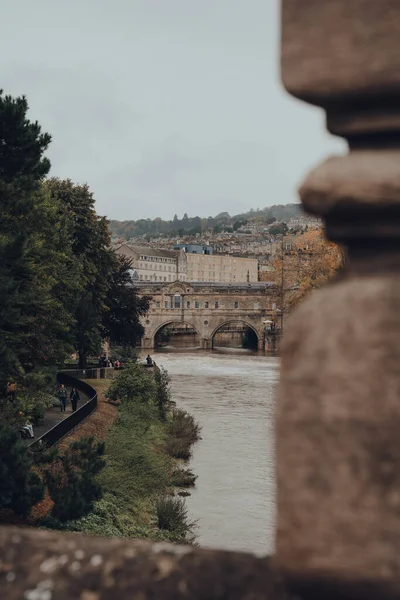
(272, 229), (344, 315)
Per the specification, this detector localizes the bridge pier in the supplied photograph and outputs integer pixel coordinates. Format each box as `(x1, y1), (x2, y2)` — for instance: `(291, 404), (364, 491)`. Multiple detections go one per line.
(141, 337), (153, 350)
(257, 337), (265, 351)
(201, 338), (211, 350)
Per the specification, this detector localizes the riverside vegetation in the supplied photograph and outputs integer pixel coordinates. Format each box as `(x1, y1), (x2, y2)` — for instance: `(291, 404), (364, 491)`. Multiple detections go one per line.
(38, 363), (201, 543)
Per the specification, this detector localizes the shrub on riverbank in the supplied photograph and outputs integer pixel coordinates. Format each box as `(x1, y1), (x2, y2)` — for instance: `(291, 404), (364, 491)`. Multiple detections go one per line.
(156, 495), (197, 541)
(171, 467), (197, 488)
(166, 408), (202, 460)
(106, 362), (156, 404)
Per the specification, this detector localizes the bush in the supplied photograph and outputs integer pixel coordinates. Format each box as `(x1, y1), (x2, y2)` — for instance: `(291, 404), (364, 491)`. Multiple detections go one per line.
(111, 346), (139, 362)
(166, 409), (201, 459)
(0, 390), (54, 426)
(44, 437), (105, 522)
(0, 423), (44, 516)
(168, 409), (201, 445)
(154, 367), (171, 421)
(171, 467), (197, 488)
(106, 363), (156, 404)
(165, 437), (192, 460)
(156, 495), (196, 539)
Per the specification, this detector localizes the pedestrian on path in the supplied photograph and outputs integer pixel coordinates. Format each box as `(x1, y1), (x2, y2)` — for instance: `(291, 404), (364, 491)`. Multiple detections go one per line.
(70, 387), (80, 412)
(58, 384), (67, 412)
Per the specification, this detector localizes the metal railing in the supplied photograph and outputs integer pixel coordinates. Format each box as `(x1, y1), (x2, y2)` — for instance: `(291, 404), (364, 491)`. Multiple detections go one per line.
(28, 372), (98, 450)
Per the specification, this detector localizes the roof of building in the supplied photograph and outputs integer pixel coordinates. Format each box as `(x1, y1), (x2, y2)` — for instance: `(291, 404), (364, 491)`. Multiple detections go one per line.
(132, 281), (276, 290)
(116, 244), (180, 259)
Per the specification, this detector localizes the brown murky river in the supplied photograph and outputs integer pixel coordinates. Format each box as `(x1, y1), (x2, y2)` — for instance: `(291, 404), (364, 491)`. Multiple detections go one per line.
(152, 349), (279, 556)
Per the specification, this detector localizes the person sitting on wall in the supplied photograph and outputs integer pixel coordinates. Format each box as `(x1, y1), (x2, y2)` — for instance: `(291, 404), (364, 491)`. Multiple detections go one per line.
(146, 354), (153, 367)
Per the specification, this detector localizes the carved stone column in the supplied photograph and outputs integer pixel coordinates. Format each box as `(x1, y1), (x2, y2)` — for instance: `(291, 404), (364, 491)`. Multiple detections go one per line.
(277, 0), (400, 586)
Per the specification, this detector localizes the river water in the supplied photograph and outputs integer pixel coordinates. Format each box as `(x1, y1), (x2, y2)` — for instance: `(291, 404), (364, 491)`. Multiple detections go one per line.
(153, 349), (279, 556)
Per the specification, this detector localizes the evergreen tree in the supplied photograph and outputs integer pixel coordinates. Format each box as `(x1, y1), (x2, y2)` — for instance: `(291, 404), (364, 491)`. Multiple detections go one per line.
(44, 179), (114, 368)
(103, 254), (150, 347)
(0, 423), (44, 516)
(45, 437), (105, 522)
(0, 90), (54, 385)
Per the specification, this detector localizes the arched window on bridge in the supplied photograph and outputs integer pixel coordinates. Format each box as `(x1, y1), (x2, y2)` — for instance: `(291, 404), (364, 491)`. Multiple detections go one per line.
(174, 293), (181, 309)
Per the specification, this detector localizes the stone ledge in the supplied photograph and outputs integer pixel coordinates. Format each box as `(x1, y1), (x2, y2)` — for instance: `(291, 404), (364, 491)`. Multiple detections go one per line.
(0, 526), (287, 600)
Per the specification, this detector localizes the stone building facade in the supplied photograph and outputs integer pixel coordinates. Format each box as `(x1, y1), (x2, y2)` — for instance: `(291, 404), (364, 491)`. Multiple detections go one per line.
(116, 243), (259, 284)
(115, 244), (187, 282)
(186, 253), (258, 283)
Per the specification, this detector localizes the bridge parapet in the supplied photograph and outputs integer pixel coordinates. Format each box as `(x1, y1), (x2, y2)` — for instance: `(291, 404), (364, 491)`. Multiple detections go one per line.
(137, 282), (277, 349)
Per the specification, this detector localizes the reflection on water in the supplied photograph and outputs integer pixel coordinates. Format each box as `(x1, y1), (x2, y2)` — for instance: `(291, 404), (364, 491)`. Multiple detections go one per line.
(147, 349), (279, 556)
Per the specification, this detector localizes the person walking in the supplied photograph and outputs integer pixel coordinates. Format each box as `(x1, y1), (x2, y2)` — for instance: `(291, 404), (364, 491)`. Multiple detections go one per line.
(70, 387), (80, 412)
(58, 384), (68, 412)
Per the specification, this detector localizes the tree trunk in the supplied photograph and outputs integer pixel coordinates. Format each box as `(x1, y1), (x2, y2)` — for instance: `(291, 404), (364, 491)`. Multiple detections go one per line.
(78, 350), (87, 370)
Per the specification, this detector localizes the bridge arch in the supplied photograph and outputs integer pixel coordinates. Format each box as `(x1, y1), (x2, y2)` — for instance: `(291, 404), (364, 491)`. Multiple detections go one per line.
(151, 320), (200, 348)
(210, 320), (261, 349)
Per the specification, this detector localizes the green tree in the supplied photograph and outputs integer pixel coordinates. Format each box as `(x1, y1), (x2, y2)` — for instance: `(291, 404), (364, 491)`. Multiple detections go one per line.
(44, 179), (114, 368)
(45, 437), (105, 522)
(0, 423), (44, 516)
(0, 91), (74, 386)
(103, 254), (150, 348)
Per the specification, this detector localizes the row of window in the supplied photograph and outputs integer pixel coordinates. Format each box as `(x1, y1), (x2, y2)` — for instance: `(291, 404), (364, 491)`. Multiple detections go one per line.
(140, 275), (186, 282)
(154, 300), (241, 310)
(139, 255), (174, 263)
(140, 263), (174, 271)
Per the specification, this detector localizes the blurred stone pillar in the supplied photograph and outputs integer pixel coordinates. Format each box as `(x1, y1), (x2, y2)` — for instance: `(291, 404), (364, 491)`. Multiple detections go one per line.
(277, 0), (400, 586)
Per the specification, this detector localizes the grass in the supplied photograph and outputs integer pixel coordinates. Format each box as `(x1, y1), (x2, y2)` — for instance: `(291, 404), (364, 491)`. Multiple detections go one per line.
(56, 367), (201, 544)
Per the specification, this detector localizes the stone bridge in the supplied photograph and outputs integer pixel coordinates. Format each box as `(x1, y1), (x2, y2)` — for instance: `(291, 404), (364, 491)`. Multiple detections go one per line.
(135, 281), (278, 350)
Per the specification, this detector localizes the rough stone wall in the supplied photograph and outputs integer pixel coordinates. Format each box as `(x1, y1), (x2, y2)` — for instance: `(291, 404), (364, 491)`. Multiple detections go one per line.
(276, 0), (400, 588)
(0, 526), (288, 600)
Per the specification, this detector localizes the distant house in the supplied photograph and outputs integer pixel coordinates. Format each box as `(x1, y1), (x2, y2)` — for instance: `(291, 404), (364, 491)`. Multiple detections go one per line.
(288, 215), (322, 230)
(116, 244), (187, 283)
(174, 243), (214, 255)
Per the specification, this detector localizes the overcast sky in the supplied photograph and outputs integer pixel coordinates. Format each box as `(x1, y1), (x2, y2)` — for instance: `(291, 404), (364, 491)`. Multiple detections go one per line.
(2, 0), (345, 221)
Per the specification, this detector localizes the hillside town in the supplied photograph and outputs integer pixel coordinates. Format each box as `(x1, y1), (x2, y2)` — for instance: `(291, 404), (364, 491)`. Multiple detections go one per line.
(113, 212), (324, 285)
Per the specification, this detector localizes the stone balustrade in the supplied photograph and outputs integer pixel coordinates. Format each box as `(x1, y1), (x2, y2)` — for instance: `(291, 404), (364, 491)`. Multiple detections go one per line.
(2, 1), (400, 598)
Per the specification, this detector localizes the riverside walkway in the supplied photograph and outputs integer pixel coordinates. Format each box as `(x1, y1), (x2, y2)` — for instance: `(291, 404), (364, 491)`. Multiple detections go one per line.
(25, 387), (90, 445)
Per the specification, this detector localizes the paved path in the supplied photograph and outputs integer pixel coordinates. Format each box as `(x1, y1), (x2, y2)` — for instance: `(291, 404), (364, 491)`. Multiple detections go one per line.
(24, 388), (89, 444)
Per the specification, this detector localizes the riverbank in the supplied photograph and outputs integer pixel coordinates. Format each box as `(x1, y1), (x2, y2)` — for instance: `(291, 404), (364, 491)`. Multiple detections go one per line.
(50, 364), (200, 544)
